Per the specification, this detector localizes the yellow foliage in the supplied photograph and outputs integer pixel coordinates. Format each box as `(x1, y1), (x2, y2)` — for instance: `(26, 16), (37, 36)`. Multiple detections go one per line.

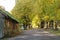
(43, 16), (49, 21)
(46, 0), (55, 4)
(32, 15), (41, 28)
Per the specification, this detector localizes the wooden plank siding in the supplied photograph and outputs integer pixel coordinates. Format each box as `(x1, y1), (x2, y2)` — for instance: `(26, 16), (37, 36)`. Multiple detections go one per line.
(0, 8), (20, 38)
(4, 17), (19, 36)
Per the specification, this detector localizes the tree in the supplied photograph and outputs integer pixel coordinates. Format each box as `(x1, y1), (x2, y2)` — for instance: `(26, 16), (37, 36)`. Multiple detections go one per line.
(11, 0), (60, 29)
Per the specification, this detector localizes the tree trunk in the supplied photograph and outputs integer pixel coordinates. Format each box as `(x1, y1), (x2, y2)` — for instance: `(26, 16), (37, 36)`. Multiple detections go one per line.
(41, 20), (45, 28)
(54, 21), (58, 30)
(49, 20), (54, 30)
(45, 21), (49, 29)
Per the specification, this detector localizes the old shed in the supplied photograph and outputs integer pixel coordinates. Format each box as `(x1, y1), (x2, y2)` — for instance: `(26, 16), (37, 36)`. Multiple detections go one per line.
(0, 8), (20, 38)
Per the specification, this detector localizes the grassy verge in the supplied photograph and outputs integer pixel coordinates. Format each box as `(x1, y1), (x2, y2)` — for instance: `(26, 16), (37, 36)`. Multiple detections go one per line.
(47, 29), (60, 36)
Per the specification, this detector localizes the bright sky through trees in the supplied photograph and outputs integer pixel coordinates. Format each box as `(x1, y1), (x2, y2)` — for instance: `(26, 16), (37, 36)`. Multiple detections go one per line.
(0, 0), (15, 12)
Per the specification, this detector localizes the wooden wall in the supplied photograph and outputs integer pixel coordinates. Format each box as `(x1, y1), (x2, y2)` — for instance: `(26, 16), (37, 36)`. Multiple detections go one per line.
(4, 18), (19, 36)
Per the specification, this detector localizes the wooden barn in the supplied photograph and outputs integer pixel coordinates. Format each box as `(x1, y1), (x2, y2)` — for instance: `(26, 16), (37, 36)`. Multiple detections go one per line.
(0, 8), (20, 38)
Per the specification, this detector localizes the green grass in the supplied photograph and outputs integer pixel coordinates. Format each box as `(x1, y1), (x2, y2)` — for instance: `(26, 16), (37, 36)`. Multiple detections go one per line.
(49, 29), (60, 36)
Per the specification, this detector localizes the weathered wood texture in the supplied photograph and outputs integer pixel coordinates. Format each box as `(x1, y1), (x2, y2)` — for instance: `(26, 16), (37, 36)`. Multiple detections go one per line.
(4, 18), (19, 36)
(0, 9), (20, 38)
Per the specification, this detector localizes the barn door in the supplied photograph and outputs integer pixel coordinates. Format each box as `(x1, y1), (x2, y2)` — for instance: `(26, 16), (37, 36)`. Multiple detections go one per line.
(0, 18), (4, 38)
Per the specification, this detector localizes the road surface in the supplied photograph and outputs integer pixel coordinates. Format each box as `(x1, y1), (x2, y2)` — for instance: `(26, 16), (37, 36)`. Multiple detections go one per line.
(1, 29), (60, 40)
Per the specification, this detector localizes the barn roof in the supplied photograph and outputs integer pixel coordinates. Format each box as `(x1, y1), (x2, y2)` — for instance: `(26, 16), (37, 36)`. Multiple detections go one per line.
(0, 8), (19, 23)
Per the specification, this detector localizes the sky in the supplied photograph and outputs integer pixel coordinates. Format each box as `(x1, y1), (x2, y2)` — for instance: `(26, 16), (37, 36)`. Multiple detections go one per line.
(0, 0), (15, 12)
